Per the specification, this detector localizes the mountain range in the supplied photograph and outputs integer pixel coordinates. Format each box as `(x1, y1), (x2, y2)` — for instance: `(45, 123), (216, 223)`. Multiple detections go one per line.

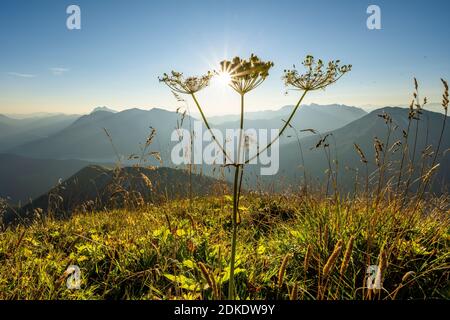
(5, 104), (367, 163)
(2, 165), (228, 226)
(0, 153), (112, 204)
(208, 103), (366, 124)
(255, 107), (450, 193)
(0, 113), (80, 152)
(1, 103), (448, 210)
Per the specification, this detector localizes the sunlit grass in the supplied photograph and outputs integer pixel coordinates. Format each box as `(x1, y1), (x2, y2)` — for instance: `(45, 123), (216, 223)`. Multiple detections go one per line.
(0, 194), (448, 300)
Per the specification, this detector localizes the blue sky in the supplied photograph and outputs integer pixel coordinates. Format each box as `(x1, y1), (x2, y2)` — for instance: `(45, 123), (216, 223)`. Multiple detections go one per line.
(0, 0), (449, 115)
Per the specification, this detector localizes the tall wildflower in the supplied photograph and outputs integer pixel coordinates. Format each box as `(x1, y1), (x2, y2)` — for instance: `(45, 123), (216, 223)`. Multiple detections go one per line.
(283, 55), (351, 91)
(218, 54), (274, 299)
(160, 54), (351, 300)
(247, 56), (352, 163)
(159, 71), (213, 94)
(219, 54), (274, 95)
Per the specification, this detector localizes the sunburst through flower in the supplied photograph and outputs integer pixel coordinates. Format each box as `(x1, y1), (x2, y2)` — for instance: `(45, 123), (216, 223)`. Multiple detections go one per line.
(215, 71), (232, 86)
(159, 54), (351, 301)
(219, 54), (274, 95)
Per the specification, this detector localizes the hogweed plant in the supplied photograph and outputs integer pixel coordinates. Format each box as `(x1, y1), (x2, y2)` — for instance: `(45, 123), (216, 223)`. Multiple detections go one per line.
(160, 54), (351, 299)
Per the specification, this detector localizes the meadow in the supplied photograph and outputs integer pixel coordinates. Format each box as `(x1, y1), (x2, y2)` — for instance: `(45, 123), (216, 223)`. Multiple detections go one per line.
(0, 191), (448, 300)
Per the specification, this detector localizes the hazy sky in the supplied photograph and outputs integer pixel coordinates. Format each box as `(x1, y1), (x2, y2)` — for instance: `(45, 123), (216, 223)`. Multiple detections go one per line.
(0, 0), (449, 115)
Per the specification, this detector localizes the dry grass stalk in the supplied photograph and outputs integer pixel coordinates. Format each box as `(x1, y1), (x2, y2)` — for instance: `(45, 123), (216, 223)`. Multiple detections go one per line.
(339, 236), (354, 276)
(304, 244), (312, 272)
(354, 144), (367, 163)
(198, 262), (218, 299)
(323, 240), (343, 277)
(290, 283), (298, 300)
(278, 253), (291, 289)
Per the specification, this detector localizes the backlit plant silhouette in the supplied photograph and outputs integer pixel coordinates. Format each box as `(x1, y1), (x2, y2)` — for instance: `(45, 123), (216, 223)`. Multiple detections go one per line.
(160, 54), (351, 299)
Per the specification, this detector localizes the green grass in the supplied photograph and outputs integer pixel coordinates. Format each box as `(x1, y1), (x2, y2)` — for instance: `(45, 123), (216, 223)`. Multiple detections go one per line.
(0, 194), (448, 300)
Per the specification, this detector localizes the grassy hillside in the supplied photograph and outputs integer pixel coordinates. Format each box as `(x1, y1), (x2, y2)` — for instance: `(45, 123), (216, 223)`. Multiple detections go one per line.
(246, 107), (450, 194)
(0, 194), (448, 300)
(3, 165), (228, 226)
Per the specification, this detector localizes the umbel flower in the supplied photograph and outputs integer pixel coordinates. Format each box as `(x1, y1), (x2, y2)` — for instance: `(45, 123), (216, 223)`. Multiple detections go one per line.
(160, 54), (351, 300)
(283, 55), (352, 91)
(159, 69), (233, 164)
(159, 71), (213, 94)
(219, 54), (274, 95)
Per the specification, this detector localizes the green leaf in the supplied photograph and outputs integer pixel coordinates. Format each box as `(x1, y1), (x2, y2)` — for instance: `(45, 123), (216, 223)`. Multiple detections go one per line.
(182, 259), (196, 269)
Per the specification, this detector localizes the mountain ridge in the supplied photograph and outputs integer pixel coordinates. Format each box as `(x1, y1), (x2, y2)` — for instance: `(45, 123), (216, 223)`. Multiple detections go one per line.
(7, 104), (368, 162)
(3, 164), (229, 225)
(266, 106), (450, 193)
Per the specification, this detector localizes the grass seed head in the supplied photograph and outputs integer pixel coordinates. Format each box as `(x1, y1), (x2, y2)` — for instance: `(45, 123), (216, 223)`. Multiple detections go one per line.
(323, 240), (343, 277)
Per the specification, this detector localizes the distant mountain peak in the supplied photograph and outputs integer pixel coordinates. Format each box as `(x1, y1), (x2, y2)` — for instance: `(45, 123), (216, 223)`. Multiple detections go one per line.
(149, 107), (176, 114)
(91, 106), (117, 114)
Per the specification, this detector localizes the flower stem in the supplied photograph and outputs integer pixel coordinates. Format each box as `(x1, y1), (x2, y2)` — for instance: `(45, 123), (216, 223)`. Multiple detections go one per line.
(245, 90), (308, 164)
(191, 93), (233, 164)
(236, 94), (245, 209)
(228, 93), (245, 300)
(228, 164), (240, 300)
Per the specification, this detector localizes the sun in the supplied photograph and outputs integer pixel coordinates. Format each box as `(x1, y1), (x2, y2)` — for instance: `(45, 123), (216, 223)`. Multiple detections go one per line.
(216, 71), (232, 86)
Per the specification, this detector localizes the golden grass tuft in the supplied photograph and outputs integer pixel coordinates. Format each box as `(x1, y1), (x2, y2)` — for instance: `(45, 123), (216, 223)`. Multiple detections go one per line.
(339, 236), (354, 276)
(322, 240), (343, 278)
(278, 253), (291, 290)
